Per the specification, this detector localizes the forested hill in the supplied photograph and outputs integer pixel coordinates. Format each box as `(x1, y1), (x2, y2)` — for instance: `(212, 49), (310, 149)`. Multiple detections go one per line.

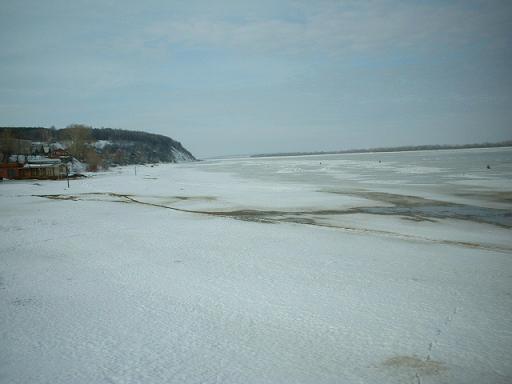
(0, 126), (196, 164)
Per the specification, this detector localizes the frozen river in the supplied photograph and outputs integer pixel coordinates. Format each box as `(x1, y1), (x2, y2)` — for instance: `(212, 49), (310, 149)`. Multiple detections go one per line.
(1, 147), (511, 383)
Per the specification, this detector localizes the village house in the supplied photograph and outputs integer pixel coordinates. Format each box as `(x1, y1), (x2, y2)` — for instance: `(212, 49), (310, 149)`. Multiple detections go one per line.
(31, 142), (51, 156)
(1, 138), (71, 180)
(0, 155), (68, 180)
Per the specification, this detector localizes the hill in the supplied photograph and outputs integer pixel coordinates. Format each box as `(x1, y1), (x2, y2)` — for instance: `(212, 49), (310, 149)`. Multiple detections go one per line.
(0, 125), (196, 166)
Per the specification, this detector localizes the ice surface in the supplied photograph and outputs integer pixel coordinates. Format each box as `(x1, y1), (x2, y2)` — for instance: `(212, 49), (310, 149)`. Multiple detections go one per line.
(1, 148), (511, 383)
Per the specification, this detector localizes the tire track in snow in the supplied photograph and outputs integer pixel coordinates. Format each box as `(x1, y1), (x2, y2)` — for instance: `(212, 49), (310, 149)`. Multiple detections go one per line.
(34, 193), (512, 254)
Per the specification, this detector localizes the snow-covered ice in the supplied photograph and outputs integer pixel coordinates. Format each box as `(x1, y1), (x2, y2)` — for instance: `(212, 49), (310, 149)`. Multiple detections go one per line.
(1, 148), (511, 383)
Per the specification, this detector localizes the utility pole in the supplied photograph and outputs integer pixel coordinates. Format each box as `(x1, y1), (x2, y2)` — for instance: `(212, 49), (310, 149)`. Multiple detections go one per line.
(130, 152), (137, 176)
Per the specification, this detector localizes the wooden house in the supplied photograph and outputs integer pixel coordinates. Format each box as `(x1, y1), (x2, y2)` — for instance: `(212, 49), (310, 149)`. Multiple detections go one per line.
(1, 156), (67, 180)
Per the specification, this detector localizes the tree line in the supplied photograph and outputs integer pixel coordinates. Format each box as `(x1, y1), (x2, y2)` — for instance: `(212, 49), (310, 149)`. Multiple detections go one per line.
(251, 141), (512, 158)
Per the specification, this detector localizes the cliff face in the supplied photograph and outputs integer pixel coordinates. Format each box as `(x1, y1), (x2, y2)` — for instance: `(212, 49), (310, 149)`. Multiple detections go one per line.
(0, 127), (196, 165)
(88, 128), (196, 164)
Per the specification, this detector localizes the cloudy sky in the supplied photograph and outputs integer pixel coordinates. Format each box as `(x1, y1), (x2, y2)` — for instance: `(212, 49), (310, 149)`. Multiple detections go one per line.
(1, 1), (511, 157)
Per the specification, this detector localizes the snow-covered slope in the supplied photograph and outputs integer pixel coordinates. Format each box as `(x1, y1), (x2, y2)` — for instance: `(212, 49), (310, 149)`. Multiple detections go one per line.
(0, 127), (196, 165)
(1, 148), (511, 383)
(171, 147), (195, 162)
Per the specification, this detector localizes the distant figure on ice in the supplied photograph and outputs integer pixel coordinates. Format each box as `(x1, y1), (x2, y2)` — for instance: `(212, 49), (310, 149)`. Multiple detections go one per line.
(487, 164), (491, 169)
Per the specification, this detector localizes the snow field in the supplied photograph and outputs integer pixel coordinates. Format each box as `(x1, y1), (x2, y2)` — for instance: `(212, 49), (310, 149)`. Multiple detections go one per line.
(1, 149), (512, 383)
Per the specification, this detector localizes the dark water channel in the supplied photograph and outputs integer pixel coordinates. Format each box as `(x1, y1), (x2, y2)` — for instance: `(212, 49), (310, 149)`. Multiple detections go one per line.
(360, 204), (512, 228)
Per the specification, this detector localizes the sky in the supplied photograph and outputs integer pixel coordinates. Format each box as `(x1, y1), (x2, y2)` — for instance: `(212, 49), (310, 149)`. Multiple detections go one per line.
(0, 1), (511, 158)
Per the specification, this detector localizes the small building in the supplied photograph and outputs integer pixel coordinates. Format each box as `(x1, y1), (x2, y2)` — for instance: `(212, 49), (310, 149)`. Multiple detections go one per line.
(1, 155), (67, 180)
(50, 148), (69, 158)
(22, 162), (68, 179)
(31, 142), (50, 155)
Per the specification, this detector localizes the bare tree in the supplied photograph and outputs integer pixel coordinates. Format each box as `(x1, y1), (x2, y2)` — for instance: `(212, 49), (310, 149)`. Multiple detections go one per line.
(0, 129), (14, 161)
(85, 148), (104, 171)
(62, 124), (92, 160)
(0, 130), (30, 160)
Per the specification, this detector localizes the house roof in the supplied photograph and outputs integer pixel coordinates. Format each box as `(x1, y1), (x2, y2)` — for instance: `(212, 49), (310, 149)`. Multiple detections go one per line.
(23, 163), (66, 168)
(26, 156), (61, 164)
